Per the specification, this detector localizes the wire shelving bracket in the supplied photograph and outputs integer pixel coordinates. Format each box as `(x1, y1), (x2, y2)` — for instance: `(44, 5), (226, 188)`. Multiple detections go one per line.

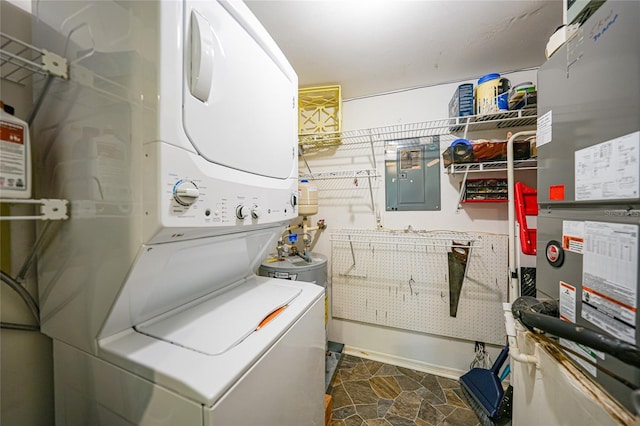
(1, 32), (69, 84)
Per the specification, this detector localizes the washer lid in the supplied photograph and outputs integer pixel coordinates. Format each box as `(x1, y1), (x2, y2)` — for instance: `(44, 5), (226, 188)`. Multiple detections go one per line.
(135, 280), (301, 355)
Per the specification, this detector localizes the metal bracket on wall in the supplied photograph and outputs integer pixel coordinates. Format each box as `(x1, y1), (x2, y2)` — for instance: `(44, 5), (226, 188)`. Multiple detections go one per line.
(0, 199), (69, 221)
(1, 32), (69, 83)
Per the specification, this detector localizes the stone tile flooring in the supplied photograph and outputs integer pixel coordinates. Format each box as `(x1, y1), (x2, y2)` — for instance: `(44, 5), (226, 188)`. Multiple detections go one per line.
(328, 354), (480, 426)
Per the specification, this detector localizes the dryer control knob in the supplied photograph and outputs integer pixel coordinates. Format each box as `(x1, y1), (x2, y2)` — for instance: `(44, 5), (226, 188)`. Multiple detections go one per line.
(251, 205), (261, 219)
(173, 180), (200, 206)
(236, 205), (249, 220)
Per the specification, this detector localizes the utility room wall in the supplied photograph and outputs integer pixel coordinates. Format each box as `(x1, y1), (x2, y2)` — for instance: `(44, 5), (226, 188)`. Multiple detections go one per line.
(299, 69), (538, 375)
(1, 1), (55, 425)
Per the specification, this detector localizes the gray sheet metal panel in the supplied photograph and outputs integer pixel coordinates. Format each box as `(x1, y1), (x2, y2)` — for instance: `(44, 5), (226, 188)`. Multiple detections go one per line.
(537, 0), (640, 206)
(536, 207), (639, 300)
(536, 1), (640, 412)
(536, 207), (640, 411)
(385, 140), (440, 211)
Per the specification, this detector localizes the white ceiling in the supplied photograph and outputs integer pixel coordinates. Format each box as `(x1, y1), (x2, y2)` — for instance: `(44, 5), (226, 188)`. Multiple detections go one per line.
(245, 0), (563, 100)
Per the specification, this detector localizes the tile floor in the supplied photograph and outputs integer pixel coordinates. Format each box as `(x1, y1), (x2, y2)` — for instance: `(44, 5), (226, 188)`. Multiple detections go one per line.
(328, 354), (481, 426)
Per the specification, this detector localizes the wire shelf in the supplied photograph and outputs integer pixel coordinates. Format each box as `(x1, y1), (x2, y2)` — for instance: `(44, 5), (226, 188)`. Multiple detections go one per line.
(300, 169), (379, 181)
(445, 158), (538, 175)
(1, 32), (68, 85)
(298, 109), (537, 150)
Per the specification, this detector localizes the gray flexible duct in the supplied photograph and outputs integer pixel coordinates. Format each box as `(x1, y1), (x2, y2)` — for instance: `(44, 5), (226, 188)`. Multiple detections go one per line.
(0, 270), (40, 324)
(1, 321), (40, 331)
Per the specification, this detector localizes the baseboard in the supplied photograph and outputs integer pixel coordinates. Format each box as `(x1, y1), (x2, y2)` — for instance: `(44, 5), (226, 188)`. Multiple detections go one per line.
(343, 345), (466, 380)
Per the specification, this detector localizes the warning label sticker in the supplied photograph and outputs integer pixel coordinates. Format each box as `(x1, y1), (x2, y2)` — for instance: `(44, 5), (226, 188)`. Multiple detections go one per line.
(582, 221), (638, 344)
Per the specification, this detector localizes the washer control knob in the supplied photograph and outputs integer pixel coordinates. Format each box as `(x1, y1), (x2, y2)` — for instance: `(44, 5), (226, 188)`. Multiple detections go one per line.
(236, 205), (249, 220)
(251, 205), (261, 219)
(173, 180), (200, 206)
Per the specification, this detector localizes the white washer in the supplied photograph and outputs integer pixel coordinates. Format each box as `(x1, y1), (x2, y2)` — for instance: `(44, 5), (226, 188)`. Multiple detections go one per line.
(31, 1), (324, 424)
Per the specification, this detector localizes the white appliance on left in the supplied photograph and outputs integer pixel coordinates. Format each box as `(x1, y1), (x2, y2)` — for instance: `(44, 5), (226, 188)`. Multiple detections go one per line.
(31, 1), (325, 425)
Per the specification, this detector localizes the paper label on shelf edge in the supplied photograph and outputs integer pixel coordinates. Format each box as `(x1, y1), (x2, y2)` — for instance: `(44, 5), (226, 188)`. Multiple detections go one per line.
(582, 221), (638, 344)
(536, 110), (552, 147)
(575, 131), (640, 201)
(562, 221), (584, 254)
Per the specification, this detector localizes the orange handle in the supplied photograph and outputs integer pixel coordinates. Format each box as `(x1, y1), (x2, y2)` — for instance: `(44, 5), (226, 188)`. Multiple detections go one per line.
(256, 305), (287, 330)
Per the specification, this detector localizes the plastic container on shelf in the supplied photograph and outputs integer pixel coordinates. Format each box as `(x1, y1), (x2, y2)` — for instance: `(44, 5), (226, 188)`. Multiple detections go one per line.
(298, 179), (318, 216)
(475, 73), (510, 115)
(508, 82), (537, 110)
(0, 101), (31, 199)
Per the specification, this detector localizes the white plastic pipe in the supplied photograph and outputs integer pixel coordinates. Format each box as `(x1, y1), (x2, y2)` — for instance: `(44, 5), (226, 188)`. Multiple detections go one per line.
(507, 130), (537, 302)
(504, 302), (539, 366)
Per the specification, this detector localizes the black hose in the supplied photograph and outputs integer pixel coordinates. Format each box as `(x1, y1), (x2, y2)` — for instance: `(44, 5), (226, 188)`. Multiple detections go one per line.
(0, 270), (40, 323)
(513, 304), (640, 369)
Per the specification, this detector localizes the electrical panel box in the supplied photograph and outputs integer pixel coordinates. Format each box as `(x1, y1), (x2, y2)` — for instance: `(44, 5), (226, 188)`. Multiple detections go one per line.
(385, 137), (440, 211)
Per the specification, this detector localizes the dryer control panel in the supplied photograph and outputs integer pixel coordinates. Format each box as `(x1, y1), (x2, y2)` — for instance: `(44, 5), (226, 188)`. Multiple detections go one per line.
(144, 142), (297, 243)
(165, 174), (296, 225)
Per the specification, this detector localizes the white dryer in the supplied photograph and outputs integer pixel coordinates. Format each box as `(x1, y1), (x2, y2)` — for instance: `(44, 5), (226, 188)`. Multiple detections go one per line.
(31, 1), (324, 424)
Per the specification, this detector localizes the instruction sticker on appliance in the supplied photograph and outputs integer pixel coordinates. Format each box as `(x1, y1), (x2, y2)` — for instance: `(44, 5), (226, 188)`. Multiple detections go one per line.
(559, 281), (576, 323)
(562, 221), (584, 254)
(575, 131), (640, 201)
(272, 272), (297, 280)
(536, 110), (552, 147)
(0, 119), (27, 191)
(560, 282), (605, 379)
(582, 221), (638, 344)
(560, 339), (604, 378)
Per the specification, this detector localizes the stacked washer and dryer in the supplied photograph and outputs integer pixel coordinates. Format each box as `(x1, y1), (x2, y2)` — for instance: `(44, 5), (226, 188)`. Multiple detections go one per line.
(31, 1), (325, 425)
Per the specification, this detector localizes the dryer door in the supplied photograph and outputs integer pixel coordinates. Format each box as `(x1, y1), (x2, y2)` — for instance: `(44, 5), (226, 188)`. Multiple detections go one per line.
(182, 0), (298, 179)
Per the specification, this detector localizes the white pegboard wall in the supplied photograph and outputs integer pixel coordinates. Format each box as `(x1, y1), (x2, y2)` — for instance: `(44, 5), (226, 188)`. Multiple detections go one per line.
(331, 229), (508, 345)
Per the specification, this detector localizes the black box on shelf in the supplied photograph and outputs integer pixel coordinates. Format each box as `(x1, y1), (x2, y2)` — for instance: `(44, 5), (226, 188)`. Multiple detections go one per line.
(471, 140), (531, 162)
(463, 178), (508, 202)
(509, 92), (537, 110)
(442, 143), (474, 167)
